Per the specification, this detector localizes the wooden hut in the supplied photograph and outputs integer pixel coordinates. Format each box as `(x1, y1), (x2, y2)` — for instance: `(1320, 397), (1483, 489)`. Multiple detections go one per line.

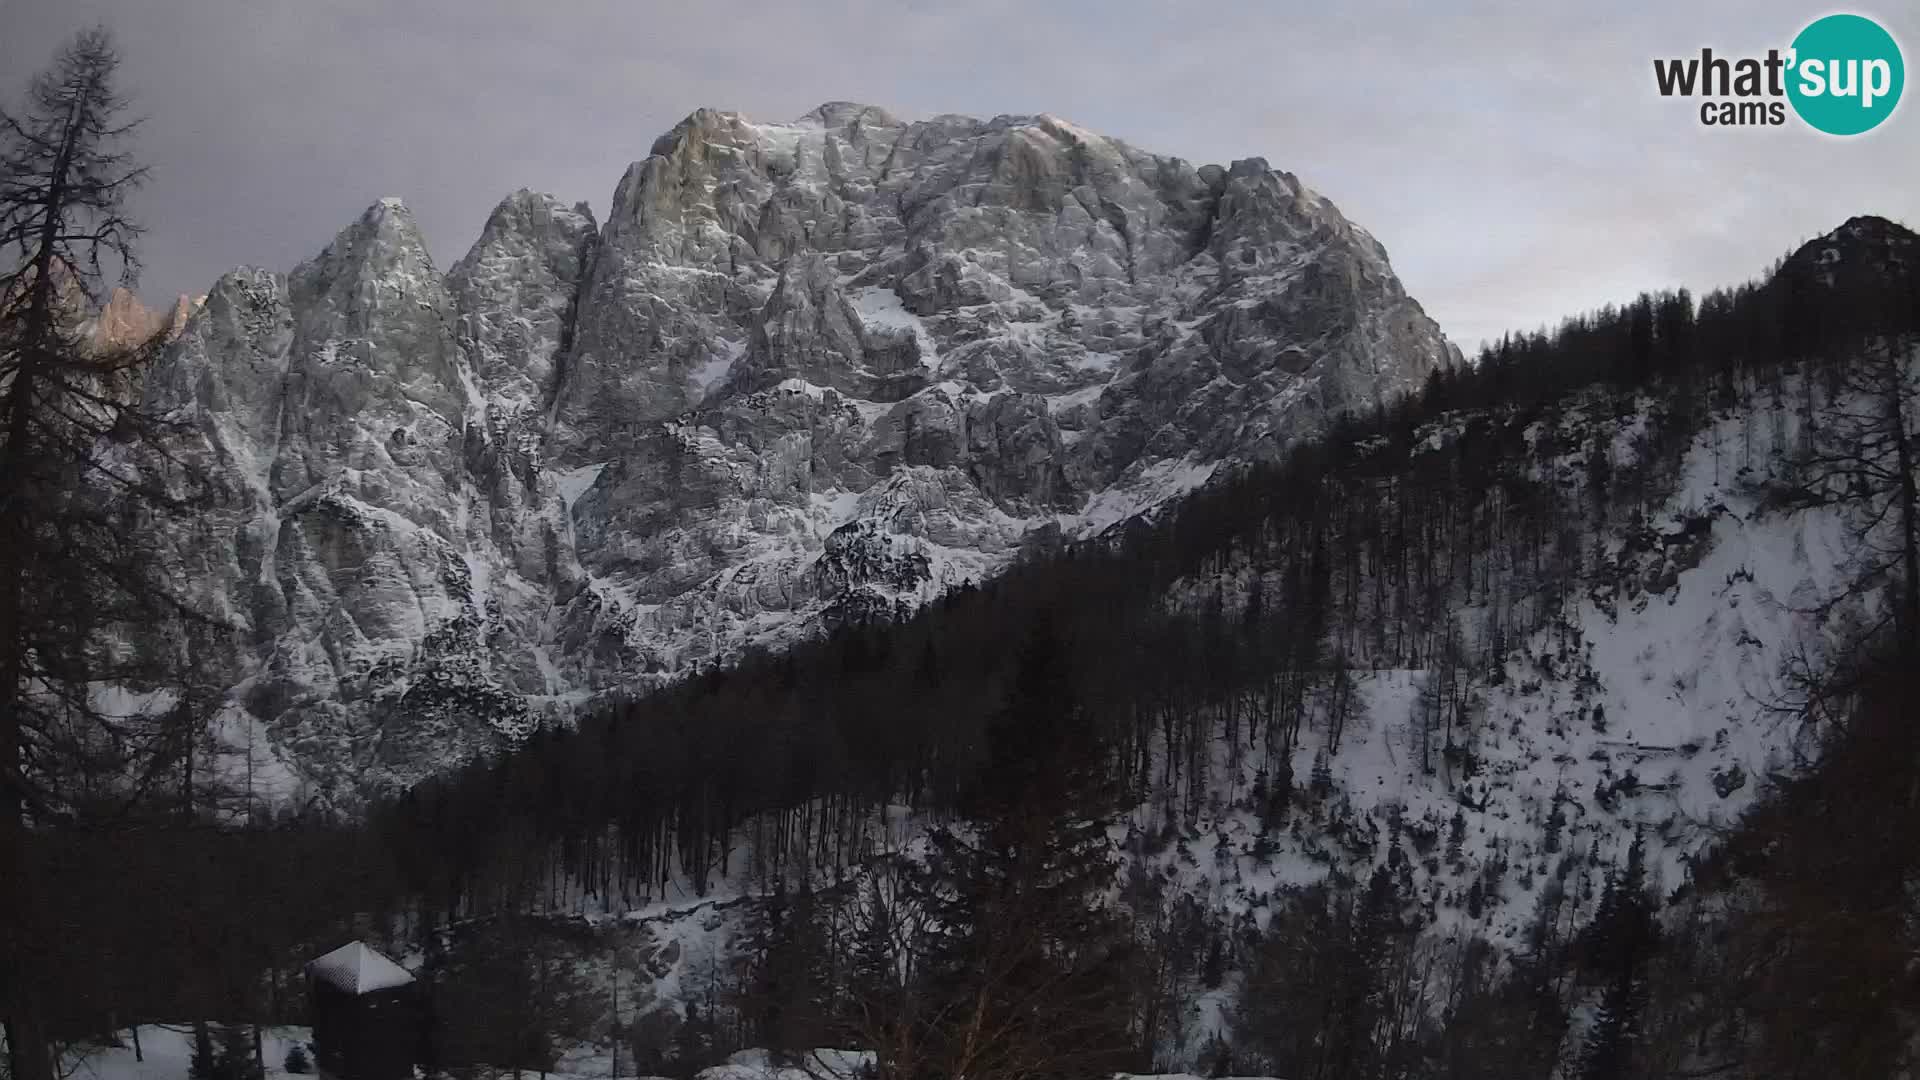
(305, 942), (423, 1080)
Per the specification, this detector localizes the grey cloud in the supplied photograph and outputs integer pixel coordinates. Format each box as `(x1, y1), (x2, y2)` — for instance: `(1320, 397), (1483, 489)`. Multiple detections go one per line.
(1, 0), (1913, 352)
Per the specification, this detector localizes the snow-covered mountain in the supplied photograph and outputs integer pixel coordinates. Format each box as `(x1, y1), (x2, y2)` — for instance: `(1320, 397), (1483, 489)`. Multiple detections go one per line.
(135, 103), (1454, 803)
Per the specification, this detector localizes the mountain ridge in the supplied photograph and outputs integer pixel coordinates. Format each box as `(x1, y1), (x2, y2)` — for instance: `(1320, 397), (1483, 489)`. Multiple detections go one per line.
(132, 102), (1455, 805)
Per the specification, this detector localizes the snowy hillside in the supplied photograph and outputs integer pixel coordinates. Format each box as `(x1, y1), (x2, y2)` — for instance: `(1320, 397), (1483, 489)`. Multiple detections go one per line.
(350, 355), (1889, 1075)
(1152, 387), (1852, 938)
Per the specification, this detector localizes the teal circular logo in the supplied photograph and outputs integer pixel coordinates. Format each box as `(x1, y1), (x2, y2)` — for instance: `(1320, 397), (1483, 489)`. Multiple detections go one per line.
(1787, 14), (1904, 135)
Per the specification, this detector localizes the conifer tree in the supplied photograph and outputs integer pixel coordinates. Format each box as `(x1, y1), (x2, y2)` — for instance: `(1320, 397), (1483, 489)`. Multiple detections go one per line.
(1579, 833), (1658, 1080)
(903, 615), (1135, 1080)
(214, 1024), (262, 1080)
(746, 875), (830, 1060)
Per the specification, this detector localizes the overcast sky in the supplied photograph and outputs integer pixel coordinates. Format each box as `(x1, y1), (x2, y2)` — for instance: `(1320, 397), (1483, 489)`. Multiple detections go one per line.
(3, 0), (1915, 350)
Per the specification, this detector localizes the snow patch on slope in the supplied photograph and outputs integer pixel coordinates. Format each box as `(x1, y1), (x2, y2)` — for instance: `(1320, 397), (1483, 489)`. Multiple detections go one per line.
(692, 339), (748, 400)
(553, 462), (609, 509)
(1065, 457), (1219, 537)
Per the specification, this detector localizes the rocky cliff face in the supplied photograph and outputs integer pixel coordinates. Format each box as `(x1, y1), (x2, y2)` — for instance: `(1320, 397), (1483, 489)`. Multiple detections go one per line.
(140, 104), (1454, 804)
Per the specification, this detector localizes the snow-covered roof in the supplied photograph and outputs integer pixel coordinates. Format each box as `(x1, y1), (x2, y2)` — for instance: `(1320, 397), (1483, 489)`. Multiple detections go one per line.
(305, 942), (414, 995)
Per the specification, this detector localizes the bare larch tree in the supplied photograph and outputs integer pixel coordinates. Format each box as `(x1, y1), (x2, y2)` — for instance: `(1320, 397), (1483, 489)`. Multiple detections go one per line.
(1, 27), (213, 1080)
